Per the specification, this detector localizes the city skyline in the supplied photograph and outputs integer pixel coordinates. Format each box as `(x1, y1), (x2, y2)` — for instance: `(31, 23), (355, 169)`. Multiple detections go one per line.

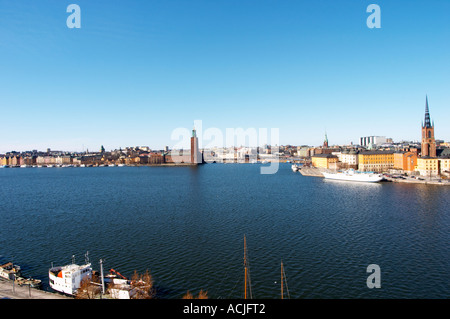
(1, 1), (449, 153)
(0, 96), (444, 153)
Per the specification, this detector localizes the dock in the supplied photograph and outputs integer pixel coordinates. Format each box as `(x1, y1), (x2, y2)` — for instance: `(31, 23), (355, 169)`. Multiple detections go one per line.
(384, 176), (450, 186)
(298, 167), (324, 177)
(297, 167), (450, 186)
(0, 279), (71, 299)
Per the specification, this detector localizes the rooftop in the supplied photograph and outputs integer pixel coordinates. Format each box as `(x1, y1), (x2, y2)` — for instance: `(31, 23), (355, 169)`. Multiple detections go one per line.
(359, 150), (395, 155)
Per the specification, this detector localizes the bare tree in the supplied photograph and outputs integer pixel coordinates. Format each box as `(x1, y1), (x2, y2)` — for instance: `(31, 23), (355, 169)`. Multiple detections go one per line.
(130, 269), (155, 299)
(182, 289), (208, 299)
(75, 276), (101, 299)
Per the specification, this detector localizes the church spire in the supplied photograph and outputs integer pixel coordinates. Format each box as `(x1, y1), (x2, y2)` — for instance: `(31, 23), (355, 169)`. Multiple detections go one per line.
(424, 95), (432, 128)
(323, 131), (329, 148)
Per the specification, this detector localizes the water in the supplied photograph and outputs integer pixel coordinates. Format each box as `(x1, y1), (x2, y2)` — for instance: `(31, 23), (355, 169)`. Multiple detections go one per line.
(0, 164), (449, 298)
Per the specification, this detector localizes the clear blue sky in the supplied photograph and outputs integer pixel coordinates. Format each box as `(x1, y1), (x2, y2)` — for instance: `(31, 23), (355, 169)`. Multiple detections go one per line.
(1, 0), (449, 152)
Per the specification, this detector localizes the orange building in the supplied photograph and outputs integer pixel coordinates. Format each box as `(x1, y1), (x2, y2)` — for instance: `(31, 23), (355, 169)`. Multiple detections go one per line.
(394, 152), (418, 172)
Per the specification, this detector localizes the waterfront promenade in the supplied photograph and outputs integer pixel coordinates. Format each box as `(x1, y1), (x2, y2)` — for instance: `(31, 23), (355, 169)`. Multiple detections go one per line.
(0, 279), (71, 299)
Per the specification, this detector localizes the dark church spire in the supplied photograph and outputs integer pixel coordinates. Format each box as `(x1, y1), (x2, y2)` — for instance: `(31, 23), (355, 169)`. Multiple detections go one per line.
(424, 95), (432, 128)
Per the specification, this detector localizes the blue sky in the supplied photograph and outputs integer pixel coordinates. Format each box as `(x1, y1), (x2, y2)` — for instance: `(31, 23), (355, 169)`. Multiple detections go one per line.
(1, 0), (449, 152)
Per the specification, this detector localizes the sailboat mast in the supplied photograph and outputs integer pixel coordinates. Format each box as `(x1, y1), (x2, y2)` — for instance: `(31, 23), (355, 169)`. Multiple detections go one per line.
(281, 260), (284, 299)
(244, 235), (247, 300)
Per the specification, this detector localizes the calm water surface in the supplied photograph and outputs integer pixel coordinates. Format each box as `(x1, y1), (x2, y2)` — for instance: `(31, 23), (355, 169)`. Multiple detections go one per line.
(0, 164), (449, 298)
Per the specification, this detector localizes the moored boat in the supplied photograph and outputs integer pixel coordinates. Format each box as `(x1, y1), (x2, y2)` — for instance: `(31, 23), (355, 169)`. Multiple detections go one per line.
(15, 276), (43, 288)
(0, 262), (42, 288)
(49, 253), (92, 295)
(0, 262), (21, 280)
(323, 169), (384, 183)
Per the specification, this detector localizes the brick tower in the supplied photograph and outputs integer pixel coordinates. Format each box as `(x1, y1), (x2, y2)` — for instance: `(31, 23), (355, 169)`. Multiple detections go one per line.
(191, 126), (201, 164)
(421, 96), (436, 157)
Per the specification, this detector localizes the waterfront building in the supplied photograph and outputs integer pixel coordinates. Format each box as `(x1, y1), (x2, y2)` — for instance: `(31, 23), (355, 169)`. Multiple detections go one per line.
(22, 156), (36, 166)
(311, 147), (336, 156)
(55, 156), (72, 165)
(421, 96), (437, 157)
(439, 158), (450, 177)
(416, 149), (450, 177)
(36, 155), (57, 165)
(311, 154), (339, 169)
(297, 146), (312, 158)
(72, 157), (82, 166)
(149, 153), (164, 164)
(358, 151), (394, 172)
(336, 149), (359, 169)
(9, 155), (20, 166)
(416, 157), (440, 177)
(393, 152), (418, 173)
(165, 151), (191, 164)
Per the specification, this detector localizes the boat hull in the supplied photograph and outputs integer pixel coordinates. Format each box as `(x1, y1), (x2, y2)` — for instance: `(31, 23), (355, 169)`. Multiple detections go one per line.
(323, 172), (383, 183)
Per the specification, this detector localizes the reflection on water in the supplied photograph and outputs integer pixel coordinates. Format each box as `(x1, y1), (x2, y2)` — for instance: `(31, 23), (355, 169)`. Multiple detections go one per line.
(323, 178), (383, 188)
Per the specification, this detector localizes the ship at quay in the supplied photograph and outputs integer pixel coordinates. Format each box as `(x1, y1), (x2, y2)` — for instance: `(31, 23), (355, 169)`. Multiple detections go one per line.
(322, 170), (384, 183)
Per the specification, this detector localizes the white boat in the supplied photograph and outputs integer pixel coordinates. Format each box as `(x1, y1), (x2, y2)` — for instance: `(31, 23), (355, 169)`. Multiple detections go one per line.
(15, 276), (42, 288)
(49, 254), (92, 295)
(0, 262), (21, 280)
(323, 170), (384, 183)
(0, 262), (42, 288)
(291, 164), (299, 172)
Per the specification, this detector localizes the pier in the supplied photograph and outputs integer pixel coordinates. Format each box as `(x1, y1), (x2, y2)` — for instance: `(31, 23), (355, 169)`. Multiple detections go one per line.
(0, 279), (71, 299)
(298, 167), (324, 177)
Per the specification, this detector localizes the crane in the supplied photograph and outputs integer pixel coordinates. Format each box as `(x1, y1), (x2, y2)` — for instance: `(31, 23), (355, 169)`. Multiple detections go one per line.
(109, 268), (127, 280)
